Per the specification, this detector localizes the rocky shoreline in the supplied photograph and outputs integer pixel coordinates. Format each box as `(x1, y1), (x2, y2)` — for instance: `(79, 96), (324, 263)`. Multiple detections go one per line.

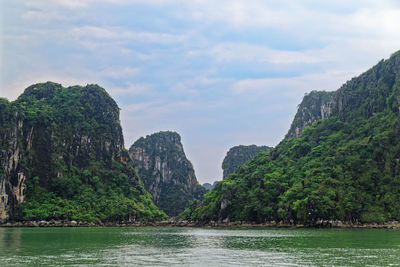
(1, 220), (400, 229)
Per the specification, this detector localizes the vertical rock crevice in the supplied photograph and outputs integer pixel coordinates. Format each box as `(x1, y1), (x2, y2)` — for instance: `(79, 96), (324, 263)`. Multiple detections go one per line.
(129, 131), (205, 216)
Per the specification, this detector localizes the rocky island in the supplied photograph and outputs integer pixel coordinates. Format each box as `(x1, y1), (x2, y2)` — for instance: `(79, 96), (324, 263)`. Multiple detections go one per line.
(129, 131), (206, 216)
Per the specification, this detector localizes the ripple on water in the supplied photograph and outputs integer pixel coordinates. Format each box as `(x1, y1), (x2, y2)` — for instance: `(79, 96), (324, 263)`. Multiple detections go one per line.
(1, 227), (400, 266)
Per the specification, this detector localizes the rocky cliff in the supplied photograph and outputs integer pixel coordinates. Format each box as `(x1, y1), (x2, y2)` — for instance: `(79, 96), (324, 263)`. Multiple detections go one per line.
(129, 131), (206, 216)
(0, 98), (23, 221)
(222, 145), (272, 179)
(0, 82), (166, 223)
(183, 51), (400, 224)
(285, 91), (335, 138)
(286, 57), (393, 138)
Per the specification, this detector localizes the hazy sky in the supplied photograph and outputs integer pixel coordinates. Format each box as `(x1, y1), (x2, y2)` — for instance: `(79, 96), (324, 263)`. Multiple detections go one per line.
(2, 1), (400, 183)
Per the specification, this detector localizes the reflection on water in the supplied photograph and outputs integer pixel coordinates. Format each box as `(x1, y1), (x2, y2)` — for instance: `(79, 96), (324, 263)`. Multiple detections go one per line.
(0, 228), (22, 253)
(0, 227), (399, 266)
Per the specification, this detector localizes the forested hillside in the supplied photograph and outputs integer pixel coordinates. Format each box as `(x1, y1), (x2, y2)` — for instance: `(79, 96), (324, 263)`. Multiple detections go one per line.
(181, 51), (400, 225)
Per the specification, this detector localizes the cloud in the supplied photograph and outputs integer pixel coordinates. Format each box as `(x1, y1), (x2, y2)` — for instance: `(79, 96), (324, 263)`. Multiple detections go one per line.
(108, 83), (152, 97)
(231, 69), (360, 98)
(198, 43), (324, 64)
(1, 74), (96, 101)
(70, 26), (184, 43)
(25, 0), (175, 10)
(68, 25), (188, 53)
(174, 1), (304, 30)
(100, 67), (141, 79)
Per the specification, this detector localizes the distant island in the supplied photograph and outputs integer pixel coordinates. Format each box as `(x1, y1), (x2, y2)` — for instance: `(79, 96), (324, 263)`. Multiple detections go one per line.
(129, 131), (206, 216)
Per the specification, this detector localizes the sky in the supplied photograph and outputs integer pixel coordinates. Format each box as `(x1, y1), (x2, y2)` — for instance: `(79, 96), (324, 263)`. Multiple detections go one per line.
(2, 0), (400, 183)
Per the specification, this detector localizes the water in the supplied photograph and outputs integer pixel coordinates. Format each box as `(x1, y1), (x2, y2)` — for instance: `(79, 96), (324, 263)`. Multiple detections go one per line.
(0, 227), (400, 266)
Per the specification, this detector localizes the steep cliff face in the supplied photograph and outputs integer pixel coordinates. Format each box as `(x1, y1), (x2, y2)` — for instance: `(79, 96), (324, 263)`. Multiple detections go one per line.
(286, 56), (396, 138)
(285, 91), (335, 138)
(0, 99), (25, 221)
(0, 82), (166, 222)
(222, 145), (272, 179)
(183, 51), (400, 224)
(129, 131), (206, 216)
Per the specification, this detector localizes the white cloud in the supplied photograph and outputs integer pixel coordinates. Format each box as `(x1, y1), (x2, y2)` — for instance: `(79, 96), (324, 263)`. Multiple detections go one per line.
(231, 69), (360, 98)
(55, 0), (88, 8)
(100, 67), (140, 79)
(108, 83), (152, 97)
(68, 26), (187, 52)
(198, 43), (324, 64)
(1, 74), (96, 101)
(26, 0), (176, 10)
(170, 76), (225, 96)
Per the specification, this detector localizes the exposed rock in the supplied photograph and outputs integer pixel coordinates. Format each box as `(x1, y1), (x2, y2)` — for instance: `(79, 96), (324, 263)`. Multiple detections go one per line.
(286, 91), (335, 138)
(202, 183), (212, 191)
(222, 145), (272, 179)
(129, 131), (206, 216)
(0, 98), (25, 222)
(202, 182), (220, 192)
(286, 56), (398, 139)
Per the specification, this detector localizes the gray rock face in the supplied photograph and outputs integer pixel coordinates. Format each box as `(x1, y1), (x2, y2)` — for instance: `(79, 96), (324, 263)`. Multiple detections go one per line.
(222, 145), (272, 179)
(0, 105), (26, 222)
(285, 91), (335, 139)
(286, 56), (398, 139)
(129, 131), (205, 216)
(202, 181), (220, 191)
(202, 183), (212, 191)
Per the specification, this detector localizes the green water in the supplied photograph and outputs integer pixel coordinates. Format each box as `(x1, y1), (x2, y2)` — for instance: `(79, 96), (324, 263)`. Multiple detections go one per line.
(0, 227), (400, 266)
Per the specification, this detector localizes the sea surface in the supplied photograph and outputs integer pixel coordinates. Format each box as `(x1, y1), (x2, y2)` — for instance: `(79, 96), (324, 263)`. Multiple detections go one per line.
(0, 226), (399, 266)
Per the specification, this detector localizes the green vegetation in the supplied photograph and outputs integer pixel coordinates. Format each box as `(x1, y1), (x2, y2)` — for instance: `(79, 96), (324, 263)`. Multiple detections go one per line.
(17, 163), (165, 222)
(182, 51), (400, 225)
(3, 82), (166, 222)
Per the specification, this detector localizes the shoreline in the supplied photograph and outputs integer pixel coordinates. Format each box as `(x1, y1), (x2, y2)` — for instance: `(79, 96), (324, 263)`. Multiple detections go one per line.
(1, 220), (400, 229)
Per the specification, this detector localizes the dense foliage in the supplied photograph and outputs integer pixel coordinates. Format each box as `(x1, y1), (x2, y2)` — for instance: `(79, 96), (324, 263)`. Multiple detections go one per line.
(3, 82), (166, 222)
(181, 51), (400, 224)
(18, 163), (165, 222)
